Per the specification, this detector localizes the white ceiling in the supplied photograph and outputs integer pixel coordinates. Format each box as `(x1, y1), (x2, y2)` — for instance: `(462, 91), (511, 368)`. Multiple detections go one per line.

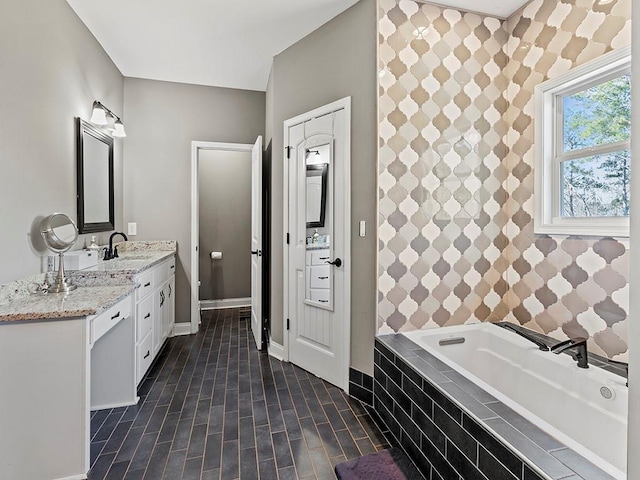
(66, 0), (530, 92)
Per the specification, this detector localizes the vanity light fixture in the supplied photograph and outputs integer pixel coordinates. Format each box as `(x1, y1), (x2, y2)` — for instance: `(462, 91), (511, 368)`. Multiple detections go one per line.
(90, 101), (126, 137)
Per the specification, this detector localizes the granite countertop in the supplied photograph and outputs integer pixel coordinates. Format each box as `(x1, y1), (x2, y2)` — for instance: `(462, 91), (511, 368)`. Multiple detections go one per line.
(0, 241), (176, 322)
(86, 250), (174, 275)
(0, 285), (134, 322)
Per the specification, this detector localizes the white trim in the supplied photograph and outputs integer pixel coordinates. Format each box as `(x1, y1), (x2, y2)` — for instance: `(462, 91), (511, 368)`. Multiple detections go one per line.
(53, 475), (88, 480)
(172, 322), (193, 336)
(282, 96), (352, 391)
(90, 397), (140, 412)
(190, 141), (254, 337)
(269, 340), (285, 361)
(200, 297), (252, 310)
(534, 46), (631, 237)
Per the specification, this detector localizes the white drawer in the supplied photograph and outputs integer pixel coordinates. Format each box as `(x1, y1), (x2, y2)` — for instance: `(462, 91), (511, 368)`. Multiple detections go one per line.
(153, 262), (167, 287)
(137, 294), (153, 342)
(166, 257), (176, 276)
(310, 249), (331, 266)
(309, 288), (330, 304)
(136, 269), (155, 301)
(152, 257), (175, 286)
(309, 265), (330, 289)
(91, 295), (132, 344)
(137, 332), (153, 384)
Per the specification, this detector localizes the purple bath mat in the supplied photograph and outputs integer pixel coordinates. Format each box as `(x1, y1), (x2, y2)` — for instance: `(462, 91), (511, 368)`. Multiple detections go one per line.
(334, 447), (425, 480)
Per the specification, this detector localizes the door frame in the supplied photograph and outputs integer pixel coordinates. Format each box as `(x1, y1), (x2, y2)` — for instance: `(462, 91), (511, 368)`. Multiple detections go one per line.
(190, 141), (255, 334)
(282, 97), (351, 390)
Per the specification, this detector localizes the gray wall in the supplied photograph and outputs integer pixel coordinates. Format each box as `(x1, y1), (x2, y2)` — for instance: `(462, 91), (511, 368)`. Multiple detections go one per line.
(0, 0), (124, 285)
(268, 0), (377, 374)
(198, 149), (252, 300)
(123, 78), (265, 323)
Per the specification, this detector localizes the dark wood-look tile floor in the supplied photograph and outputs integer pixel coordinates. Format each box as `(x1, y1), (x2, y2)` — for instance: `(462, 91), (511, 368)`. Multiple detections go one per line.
(88, 307), (391, 480)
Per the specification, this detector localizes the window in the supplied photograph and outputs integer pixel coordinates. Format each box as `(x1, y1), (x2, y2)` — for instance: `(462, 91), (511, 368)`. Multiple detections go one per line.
(534, 46), (631, 237)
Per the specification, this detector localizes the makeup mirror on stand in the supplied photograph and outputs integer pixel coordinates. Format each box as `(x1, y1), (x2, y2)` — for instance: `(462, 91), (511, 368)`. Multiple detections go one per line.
(41, 213), (79, 293)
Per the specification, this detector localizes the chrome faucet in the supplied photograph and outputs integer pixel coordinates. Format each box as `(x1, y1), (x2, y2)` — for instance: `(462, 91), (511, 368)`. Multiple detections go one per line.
(494, 322), (550, 351)
(551, 338), (589, 368)
(104, 232), (128, 260)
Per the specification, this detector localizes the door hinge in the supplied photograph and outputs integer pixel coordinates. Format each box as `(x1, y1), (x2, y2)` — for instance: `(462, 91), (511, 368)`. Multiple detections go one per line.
(286, 233), (290, 245)
(287, 318), (290, 330)
(286, 146), (291, 159)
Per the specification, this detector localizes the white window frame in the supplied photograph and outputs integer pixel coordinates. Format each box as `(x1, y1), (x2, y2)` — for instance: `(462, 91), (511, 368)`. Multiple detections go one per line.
(534, 46), (631, 237)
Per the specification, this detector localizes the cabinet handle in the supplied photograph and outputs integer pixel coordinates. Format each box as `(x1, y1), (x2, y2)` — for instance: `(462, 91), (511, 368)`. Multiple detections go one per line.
(168, 284), (172, 297)
(319, 257), (330, 260)
(144, 282), (151, 287)
(144, 313), (151, 319)
(319, 300), (329, 303)
(111, 311), (120, 320)
(318, 276), (329, 279)
(143, 351), (150, 359)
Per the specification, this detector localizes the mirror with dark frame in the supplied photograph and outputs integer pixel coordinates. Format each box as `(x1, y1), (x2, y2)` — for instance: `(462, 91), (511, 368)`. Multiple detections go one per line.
(76, 118), (114, 234)
(305, 163), (328, 228)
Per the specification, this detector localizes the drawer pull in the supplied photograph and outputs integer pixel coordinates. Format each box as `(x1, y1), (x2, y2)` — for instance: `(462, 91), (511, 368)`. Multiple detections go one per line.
(168, 284), (172, 297)
(318, 276), (329, 280)
(144, 282), (151, 287)
(143, 351), (150, 359)
(111, 311), (120, 320)
(144, 313), (151, 319)
(319, 300), (329, 303)
(319, 257), (330, 260)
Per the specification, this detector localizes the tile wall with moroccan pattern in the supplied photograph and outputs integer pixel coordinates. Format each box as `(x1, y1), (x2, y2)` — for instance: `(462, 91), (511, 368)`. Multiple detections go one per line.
(377, 0), (631, 359)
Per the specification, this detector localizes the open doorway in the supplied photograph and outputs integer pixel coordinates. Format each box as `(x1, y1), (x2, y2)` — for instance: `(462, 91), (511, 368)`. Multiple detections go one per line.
(198, 148), (252, 307)
(190, 139), (264, 349)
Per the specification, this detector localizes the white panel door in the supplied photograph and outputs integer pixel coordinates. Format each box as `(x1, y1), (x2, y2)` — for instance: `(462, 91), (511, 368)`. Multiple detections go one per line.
(251, 136), (263, 350)
(287, 105), (349, 389)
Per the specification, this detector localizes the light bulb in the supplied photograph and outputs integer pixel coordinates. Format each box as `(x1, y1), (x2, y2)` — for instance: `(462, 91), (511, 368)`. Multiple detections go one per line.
(112, 119), (127, 138)
(90, 102), (108, 125)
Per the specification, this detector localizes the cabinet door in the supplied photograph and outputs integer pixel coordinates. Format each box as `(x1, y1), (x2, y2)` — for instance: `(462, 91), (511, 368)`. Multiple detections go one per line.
(153, 283), (166, 356)
(164, 276), (175, 339)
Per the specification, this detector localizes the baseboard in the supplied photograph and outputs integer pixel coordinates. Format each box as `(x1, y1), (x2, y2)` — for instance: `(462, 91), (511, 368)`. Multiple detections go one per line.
(269, 340), (284, 361)
(53, 474), (87, 480)
(200, 297), (251, 310)
(173, 323), (193, 336)
(90, 396), (140, 412)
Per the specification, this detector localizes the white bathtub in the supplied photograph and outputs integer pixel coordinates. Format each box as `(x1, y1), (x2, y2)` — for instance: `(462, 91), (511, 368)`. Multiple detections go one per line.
(403, 323), (628, 479)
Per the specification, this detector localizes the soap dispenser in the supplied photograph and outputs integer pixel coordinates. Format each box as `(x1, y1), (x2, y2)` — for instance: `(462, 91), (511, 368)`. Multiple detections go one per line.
(312, 229), (319, 244)
(87, 236), (99, 251)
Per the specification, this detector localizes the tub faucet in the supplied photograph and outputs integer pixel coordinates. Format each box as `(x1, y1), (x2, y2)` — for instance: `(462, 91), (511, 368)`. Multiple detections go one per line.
(494, 322), (550, 351)
(104, 232), (128, 260)
(551, 339), (589, 369)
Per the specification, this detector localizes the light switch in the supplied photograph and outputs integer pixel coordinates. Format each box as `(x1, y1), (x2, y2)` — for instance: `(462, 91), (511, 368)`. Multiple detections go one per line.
(359, 221), (366, 237)
(127, 222), (137, 236)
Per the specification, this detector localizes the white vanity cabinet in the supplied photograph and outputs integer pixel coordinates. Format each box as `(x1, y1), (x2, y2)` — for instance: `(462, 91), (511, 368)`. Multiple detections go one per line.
(135, 255), (175, 383)
(305, 248), (331, 304)
(0, 290), (137, 480)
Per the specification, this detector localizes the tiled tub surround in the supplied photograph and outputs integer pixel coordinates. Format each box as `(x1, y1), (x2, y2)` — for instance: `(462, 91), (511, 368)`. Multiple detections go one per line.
(377, 0), (631, 359)
(374, 334), (621, 480)
(349, 367), (374, 405)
